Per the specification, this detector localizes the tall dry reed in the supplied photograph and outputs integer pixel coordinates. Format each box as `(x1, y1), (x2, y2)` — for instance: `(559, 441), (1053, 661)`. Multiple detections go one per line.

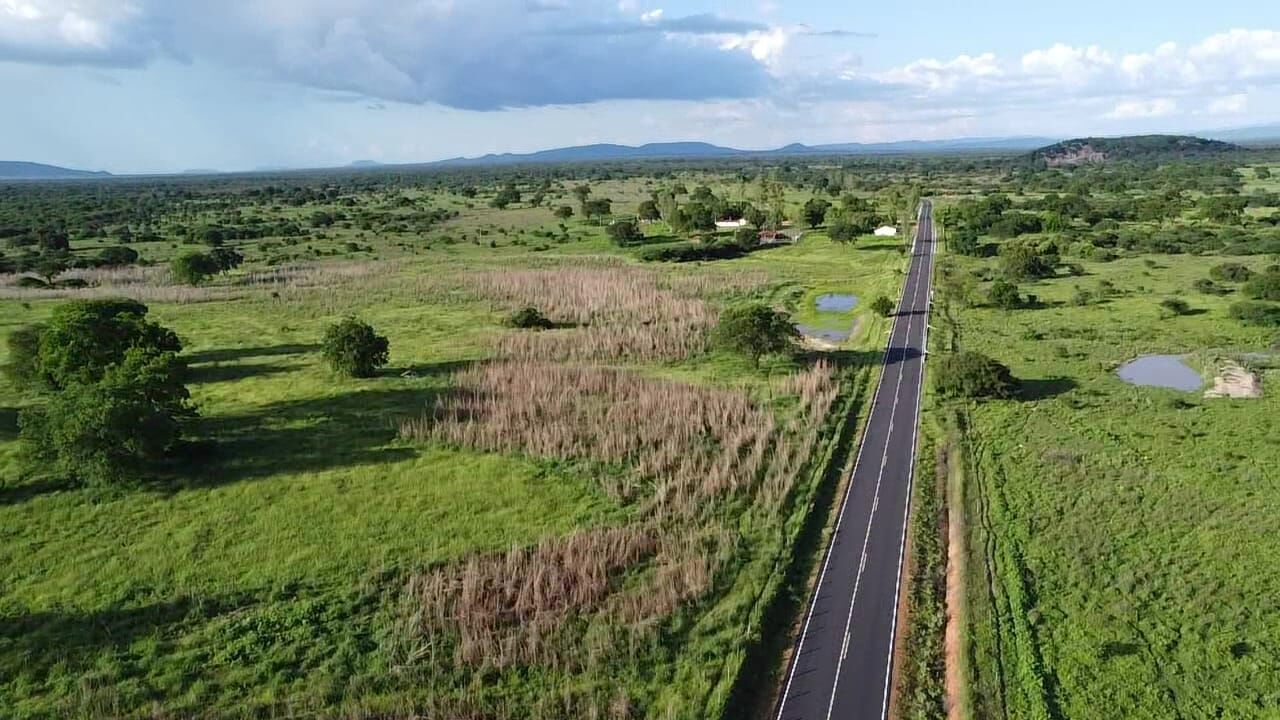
(451, 267), (766, 362)
(394, 355), (841, 679)
(401, 525), (658, 669)
(399, 361), (776, 509)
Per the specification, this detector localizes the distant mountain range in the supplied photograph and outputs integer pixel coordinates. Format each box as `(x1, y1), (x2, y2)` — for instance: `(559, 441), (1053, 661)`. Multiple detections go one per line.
(0, 161), (111, 180)
(429, 137), (1060, 167)
(4, 125), (1279, 179)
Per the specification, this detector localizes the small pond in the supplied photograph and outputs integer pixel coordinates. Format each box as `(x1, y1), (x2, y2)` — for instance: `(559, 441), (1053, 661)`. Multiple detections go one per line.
(796, 294), (859, 344)
(815, 293), (858, 312)
(1116, 354), (1203, 392)
(795, 325), (852, 343)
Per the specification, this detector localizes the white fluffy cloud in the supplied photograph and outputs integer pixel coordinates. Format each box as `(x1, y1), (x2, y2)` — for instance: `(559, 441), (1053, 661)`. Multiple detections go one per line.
(2, 3), (1278, 130)
(0, 0), (163, 65)
(1105, 98), (1177, 119)
(0, 0), (792, 109)
(1207, 94), (1248, 115)
(834, 29), (1280, 122)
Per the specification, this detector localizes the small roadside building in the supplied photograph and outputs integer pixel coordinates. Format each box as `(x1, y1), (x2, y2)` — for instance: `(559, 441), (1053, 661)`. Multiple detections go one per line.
(758, 230), (793, 245)
(874, 226), (898, 237)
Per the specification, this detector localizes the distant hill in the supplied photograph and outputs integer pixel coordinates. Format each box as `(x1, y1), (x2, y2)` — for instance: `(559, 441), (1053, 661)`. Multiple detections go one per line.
(431, 136), (1057, 167)
(1032, 135), (1241, 166)
(348, 160), (384, 168)
(0, 161), (110, 180)
(1201, 123), (1280, 146)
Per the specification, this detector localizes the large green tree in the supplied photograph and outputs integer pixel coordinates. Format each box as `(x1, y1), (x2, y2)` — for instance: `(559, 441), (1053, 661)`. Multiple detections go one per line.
(712, 303), (798, 366)
(20, 348), (194, 487)
(802, 197), (832, 228)
(14, 299), (193, 487)
(828, 212), (878, 243)
(607, 219), (645, 246)
(32, 299), (181, 389)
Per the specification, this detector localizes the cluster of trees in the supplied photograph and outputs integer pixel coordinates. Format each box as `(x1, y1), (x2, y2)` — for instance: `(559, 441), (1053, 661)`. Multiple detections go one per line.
(638, 240), (750, 263)
(2, 304), (396, 488)
(1201, 262), (1280, 326)
(170, 248), (244, 285)
(999, 241), (1059, 281)
(649, 185), (738, 234)
(187, 221), (305, 246)
(606, 219), (645, 247)
(0, 243), (144, 283)
(6, 300), (193, 487)
(490, 183), (521, 209)
(810, 194), (886, 244)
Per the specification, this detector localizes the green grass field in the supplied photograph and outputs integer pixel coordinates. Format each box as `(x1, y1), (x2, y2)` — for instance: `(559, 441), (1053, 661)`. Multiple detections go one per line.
(0, 186), (908, 718)
(940, 247), (1280, 719)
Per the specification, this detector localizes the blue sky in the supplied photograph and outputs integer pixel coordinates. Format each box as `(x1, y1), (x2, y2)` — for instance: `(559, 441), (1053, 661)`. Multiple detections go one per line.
(1, 0), (1278, 173)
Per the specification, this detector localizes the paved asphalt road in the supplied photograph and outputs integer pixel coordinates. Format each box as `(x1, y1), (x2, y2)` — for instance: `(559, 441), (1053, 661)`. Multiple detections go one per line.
(774, 201), (937, 720)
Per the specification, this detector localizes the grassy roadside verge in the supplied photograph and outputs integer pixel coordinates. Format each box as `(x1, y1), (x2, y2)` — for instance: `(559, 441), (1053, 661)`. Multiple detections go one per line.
(932, 255), (1054, 720)
(895, 237), (953, 720)
(895, 413), (947, 720)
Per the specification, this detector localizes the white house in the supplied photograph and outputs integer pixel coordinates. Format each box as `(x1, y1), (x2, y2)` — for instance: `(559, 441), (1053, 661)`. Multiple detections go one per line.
(715, 219), (749, 229)
(874, 226), (898, 237)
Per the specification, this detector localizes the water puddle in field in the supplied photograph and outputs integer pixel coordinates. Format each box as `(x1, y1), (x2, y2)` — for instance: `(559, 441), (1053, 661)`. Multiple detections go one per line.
(796, 294), (859, 344)
(795, 325), (853, 343)
(1116, 354), (1203, 391)
(814, 293), (858, 312)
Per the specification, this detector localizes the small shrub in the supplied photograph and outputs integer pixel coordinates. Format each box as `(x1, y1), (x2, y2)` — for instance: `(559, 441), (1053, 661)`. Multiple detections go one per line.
(1194, 278), (1229, 295)
(933, 351), (1016, 399)
(1228, 301), (1280, 327)
(508, 306), (554, 330)
(870, 295), (895, 317)
(1070, 287), (1094, 306)
(322, 317), (390, 378)
(989, 279), (1023, 309)
(1242, 271), (1280, 301)
(1159, 298), (1192, 318)
(1210, 263), (1254, 283)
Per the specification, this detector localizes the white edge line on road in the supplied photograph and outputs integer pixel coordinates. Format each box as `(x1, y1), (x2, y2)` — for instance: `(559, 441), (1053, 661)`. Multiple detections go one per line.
(772, 204), (927, 720)
(878, 205), (935, 720)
